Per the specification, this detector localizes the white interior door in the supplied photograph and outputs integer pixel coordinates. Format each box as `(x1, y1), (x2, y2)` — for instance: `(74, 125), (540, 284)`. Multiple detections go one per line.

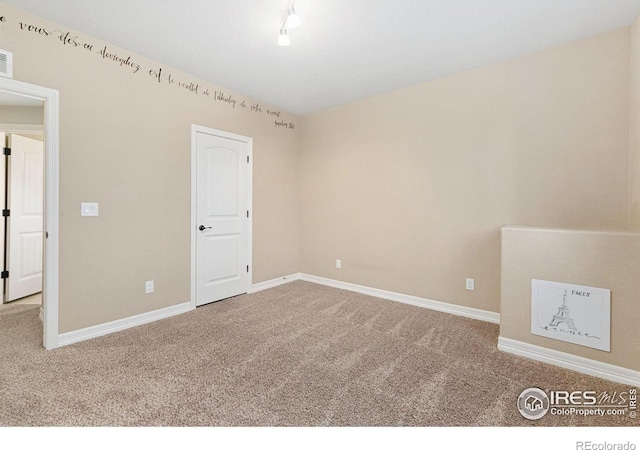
(7, 133), (44, 302)
(0, 132), (5, 295)
(195, 129), (250, 306)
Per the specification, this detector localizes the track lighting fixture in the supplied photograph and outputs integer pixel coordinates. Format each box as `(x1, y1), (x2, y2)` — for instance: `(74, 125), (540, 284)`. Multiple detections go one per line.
(286, 6), (300, 28)
(278, 28), (290, 46)
(278, 2), (300, 46)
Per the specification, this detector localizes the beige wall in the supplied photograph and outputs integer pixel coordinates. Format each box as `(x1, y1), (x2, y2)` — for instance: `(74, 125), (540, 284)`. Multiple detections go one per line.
(299, 29), (631, 314)
(0, 3), (300, 333)
(500, 226), (640, 371)
(0, 105), (43, 124)
(630, 14), (640, 230)
(1, 2), (636, 340)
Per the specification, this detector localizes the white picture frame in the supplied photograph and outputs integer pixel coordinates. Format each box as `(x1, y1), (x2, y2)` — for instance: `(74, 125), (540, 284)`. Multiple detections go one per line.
(531, 279), (610, 352)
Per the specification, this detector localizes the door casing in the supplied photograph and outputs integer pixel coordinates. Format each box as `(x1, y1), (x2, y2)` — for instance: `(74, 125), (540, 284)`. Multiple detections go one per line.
(190, 125), (252, 309)
(0, 77), (60, 350)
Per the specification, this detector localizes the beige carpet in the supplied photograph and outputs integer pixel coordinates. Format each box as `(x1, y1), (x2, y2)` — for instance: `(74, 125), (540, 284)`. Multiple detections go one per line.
(0, 281), (636, 426)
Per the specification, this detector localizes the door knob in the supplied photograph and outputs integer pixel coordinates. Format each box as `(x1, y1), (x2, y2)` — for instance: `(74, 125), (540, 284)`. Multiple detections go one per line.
(199, 225), (212, 231)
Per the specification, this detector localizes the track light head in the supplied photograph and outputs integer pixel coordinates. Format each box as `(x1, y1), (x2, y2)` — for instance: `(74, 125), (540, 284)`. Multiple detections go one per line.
(278, 28), (290, 46)
(286, 6), (300, 28)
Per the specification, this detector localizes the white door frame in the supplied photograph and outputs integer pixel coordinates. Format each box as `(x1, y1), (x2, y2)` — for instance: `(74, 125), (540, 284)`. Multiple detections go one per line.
(0, 78), (60, 350)
(190, 125), (252, 309)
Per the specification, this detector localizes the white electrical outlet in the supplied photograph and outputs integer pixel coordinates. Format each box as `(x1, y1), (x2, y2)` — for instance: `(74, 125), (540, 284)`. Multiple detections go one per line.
(465, 278), (475, 291)
(336, 259), (342, 269)
(145, 280), (154, 294)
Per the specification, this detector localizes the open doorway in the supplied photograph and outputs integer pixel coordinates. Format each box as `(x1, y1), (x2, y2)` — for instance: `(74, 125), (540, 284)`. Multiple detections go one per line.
(0, 77), (59, 350)
(0, 93), (44, 308)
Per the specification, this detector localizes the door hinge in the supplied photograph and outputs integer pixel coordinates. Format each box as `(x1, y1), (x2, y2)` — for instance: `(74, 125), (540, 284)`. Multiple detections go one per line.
(1, 271), (8, 279)
(247, 155), (250, 163)
(2, 209), (9, 217)
(3, 147), (10, 156)
(246, 265), (249, 273)
(246, 210), (249, 218)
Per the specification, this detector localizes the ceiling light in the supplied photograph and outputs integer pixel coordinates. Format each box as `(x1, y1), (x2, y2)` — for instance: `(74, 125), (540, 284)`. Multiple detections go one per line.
(278, 2), (300, 47)
(286, 6), (300, 28)
(278, 28), (290, 46)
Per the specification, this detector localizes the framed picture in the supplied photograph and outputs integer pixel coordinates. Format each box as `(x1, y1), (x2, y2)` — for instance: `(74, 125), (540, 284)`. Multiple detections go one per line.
(531, 279), (610, 352)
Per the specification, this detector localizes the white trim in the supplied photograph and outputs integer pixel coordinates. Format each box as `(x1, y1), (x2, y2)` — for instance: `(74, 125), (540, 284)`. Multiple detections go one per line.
(0, 78), (59, 350)
(501, 225), (640, 238)
(299, 273), (500, 324)
(190, 125), (253, 309)
(250, 273), (300, 293)
(498, 336), (640, 388)
(58, 302), (192, 348)
(0, 124), (44, 133)
(190, 126), (197, 310)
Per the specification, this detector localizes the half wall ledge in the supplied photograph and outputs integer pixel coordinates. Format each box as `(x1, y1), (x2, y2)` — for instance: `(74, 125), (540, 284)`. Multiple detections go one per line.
(499, 225), (640, 386)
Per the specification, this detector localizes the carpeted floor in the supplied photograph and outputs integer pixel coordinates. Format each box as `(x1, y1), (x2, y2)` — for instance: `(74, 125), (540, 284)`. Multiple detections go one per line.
(0, 281), (636, 426)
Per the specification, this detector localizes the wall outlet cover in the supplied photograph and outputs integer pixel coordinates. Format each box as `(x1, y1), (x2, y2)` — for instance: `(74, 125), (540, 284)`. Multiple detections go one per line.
(465, 278), (475, 291)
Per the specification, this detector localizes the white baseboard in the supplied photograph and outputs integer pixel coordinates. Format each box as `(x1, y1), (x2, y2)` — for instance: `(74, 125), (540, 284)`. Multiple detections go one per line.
(58, 302), (192, 348)
(55, 272), (497, 348)
(53, 275), (637, 387)
(299, 273), (500, 324)
(250, 273), (301, 293)
(498, 336), (640, 388)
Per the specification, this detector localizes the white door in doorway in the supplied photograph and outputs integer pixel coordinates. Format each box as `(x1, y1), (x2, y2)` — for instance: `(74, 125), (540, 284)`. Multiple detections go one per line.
(7, 134), (44, 301)
(195, 128), (251, 306)
(0, 132), (5, 290)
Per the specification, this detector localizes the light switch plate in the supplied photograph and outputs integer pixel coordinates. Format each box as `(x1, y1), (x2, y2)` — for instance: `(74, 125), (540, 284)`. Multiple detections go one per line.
(81, 202), (99, 216)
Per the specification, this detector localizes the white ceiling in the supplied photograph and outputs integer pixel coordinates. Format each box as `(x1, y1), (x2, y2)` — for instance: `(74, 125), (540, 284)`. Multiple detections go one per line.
(4, 0), (640, 115)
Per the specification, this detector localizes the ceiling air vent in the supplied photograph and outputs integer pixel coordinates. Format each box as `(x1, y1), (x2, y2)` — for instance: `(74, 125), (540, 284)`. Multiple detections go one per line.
(0, 50), (13, 78)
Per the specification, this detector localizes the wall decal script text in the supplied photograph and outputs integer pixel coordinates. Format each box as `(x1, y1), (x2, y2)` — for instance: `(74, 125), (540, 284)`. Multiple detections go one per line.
(4, 15), (295, 130)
